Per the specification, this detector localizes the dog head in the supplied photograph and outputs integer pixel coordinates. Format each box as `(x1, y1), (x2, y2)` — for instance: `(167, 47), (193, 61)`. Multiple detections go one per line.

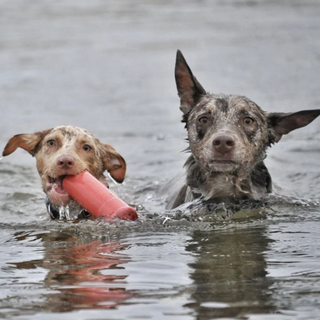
(2, 126), (126, 207)
(175, 50), (320, 175)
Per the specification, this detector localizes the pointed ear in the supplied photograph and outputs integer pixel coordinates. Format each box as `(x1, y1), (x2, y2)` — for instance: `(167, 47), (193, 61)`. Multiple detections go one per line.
(175, 50), (206, 115)
(2, 129), (52, 157)
(101, 144), (126, 183)
(268, 109), (320, 142)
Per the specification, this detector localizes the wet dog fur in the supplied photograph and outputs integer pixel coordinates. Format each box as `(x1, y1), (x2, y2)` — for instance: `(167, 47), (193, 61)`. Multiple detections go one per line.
(2, 126), (126, 219)
(166, 50), (320, 209)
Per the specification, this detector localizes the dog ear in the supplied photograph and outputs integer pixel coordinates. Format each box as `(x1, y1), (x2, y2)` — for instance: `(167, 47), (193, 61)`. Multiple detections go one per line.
(101, 144), (126, 183)
(268, 109), (320, 142)
(2, 129), (52, 157)
(175, 50), (206, 115)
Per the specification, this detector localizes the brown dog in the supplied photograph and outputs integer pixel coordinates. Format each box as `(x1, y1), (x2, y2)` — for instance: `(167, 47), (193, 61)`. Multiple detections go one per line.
(166, 50), (320, 209)
(2, 126), (126, 219)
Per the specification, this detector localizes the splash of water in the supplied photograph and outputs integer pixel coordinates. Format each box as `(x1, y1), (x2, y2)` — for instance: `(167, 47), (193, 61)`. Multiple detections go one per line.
(59, 206), (65, 220)
(65, 205), (70, 220)
(108, 173), (122, 197)
(58, 205), (71, 220)
(0, 156), (3, 161)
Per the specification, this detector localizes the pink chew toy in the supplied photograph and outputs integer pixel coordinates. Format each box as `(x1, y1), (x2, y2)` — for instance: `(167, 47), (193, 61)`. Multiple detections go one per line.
(62, 171), (138, 221)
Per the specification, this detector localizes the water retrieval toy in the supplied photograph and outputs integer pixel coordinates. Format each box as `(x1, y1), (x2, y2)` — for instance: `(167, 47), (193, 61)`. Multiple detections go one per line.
(62, 171), (138, 221)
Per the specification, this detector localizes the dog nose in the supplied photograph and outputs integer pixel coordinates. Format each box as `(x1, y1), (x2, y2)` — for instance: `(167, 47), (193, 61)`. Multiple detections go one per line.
(212, 134), (235, 154)
(57, 155), (75, 168)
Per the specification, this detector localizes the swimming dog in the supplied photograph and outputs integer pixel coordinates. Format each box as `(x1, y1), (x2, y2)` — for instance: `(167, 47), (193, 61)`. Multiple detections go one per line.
(167, 50), (320, 209)
(2, 126), (126, 219)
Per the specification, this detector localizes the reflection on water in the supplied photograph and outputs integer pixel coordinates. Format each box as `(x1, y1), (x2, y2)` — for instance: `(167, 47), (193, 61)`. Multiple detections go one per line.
(0, 228), (196, 319)
(1, 208), (320, 319)
(4, 231), (134, 313)
(186, 227), (274, 319)
(43, 237), (133, 311)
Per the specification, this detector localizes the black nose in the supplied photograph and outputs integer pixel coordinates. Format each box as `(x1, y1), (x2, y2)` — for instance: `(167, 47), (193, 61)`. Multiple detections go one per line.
(57, 155), (75, 168)
(212, 134), (235, 154)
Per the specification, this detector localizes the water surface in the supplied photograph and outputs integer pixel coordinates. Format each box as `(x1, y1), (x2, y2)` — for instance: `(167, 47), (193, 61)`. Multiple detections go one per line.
(1, 1), (320, 319)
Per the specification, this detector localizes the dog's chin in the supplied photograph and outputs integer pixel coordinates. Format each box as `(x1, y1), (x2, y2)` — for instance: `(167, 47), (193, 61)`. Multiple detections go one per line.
(47, 191), (71, 207)
(208, 160), (239, 173)
(44, 176), (71, 207)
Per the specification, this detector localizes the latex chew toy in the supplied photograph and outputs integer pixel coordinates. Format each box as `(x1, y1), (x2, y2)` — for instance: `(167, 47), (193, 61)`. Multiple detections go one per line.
(62, 171), (138, 221)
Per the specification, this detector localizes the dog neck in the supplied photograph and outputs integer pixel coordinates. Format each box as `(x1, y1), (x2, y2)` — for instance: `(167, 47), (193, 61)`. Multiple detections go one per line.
(184, 155), (272, 202)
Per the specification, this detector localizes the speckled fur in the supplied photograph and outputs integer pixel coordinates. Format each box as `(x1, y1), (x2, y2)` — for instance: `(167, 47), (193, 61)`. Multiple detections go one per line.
(167, 50), (320, 209)
(2, 125), (126, 218)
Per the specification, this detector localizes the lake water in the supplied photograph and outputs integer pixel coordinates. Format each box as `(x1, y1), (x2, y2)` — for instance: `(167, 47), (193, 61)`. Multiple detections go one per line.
(1, 1), (320, 319)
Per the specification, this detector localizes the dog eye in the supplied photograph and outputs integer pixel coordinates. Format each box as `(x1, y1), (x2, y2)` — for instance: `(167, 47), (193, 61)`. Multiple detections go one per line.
(199, 116), (209, 124)
(47, 139), (56, 146)
(243, 117), (254, 125)
(83, 144), (92, 152)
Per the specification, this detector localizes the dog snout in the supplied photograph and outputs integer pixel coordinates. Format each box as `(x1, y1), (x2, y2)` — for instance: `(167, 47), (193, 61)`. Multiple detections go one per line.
(212, 134), (235, 154)
(57, 155), (75, 169)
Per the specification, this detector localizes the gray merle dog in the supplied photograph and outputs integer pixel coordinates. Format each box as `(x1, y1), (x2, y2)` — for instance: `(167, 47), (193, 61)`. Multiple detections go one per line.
(166, 50), (320, 209)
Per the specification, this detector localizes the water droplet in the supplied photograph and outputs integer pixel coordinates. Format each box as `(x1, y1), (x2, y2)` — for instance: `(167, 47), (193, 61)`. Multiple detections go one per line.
(65, 205), (70, 220)
(108, 173), (122, 197)
(59, 206), (65, 220)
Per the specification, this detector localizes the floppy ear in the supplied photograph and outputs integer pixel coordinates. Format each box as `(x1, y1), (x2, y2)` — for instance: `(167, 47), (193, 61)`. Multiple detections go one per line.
(175, 50), (206, 115)
(2, 129), (52, 157)
(101, 144), (126, 183)
(268, 109), (320, 143)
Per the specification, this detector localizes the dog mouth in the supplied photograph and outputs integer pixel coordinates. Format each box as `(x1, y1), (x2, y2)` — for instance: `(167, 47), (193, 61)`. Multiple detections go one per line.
(48, 175), (66, 192)
(211, 160), (236, 164)
(45, 175), (70, 206)
(209, 159), (239, 172)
